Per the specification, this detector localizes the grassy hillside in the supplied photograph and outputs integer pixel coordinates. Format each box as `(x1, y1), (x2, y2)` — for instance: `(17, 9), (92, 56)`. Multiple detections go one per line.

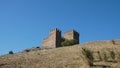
(0, 39), (120, 68)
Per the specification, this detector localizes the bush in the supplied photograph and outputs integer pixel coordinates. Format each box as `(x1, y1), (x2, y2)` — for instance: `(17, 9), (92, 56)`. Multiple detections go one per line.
(61, 39), (78, 47)
(25, 49), (30, 52)
(82, 48), (93, 65)
(9, 51), (14, 54)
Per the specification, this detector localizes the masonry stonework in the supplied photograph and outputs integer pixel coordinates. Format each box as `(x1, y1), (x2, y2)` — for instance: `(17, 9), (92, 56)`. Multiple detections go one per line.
(42, 28), (61, 48)
(64, 30), (79, 43)
(42, 28), (80, 48)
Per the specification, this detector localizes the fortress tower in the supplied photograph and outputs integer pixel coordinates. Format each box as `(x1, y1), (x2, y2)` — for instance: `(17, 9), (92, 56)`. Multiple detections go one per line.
(42, 28), (61, 48)
(64, 30), (79, 44)
(42, 28), (79, 48)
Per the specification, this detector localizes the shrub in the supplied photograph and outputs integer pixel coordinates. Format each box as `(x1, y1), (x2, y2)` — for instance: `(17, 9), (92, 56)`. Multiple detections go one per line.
(25, 49), (30, 52)
(110, 51), (115, 60)
(9, 51), (14, 54)
(61, 39), (78, 47)
(82, 48), (93, 60)
(82, 48), (93, 65)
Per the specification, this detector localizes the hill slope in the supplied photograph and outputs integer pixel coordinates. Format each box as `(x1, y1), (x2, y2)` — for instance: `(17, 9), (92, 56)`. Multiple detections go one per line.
(0, 39), (120, 68)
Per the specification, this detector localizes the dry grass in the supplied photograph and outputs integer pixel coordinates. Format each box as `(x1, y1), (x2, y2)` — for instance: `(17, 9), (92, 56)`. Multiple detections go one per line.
(0, 39), (120, 68)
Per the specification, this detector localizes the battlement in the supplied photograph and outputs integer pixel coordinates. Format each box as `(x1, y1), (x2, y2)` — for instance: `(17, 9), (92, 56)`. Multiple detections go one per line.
(50, 28), (61, 32)
(42, 28), (80, 48)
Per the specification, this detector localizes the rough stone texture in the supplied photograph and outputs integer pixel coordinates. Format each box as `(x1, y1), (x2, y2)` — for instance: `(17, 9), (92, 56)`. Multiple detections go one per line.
(42, 28), (79, 48)
(64, 30), (79, 43)
(42, 28), (61, 48)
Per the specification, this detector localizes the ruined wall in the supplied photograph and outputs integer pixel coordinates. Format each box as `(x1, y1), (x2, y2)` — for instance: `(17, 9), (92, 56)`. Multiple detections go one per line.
(64, 30), (79, 44)
(42, 38), (52, 48)
(42, 29), (61, 48)
(42, 29), (79, 48)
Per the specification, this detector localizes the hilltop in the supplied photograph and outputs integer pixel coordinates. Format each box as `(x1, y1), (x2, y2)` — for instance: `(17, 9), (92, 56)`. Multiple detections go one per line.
(0, 39), (120, 68)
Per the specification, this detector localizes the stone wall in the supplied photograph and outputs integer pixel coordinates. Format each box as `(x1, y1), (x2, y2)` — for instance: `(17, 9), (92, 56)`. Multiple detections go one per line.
(42, 28), (61, 48)
(42, 28), (79, 48)
(64, 30), (79, 43)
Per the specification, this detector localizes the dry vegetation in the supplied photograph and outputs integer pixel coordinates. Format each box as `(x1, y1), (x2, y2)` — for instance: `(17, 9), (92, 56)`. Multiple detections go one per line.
(0, 39), (120, 68)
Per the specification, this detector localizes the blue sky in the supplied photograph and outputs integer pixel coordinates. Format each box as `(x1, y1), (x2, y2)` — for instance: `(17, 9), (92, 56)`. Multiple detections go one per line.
(0, 0), (120, 55)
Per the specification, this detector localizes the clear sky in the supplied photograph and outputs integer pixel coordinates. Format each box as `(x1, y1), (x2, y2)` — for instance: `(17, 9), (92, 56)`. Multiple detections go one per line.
(0, 0), (120, 55)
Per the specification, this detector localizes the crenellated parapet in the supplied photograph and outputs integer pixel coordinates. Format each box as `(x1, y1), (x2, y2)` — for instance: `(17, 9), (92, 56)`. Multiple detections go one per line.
(50, 28), (61, 32)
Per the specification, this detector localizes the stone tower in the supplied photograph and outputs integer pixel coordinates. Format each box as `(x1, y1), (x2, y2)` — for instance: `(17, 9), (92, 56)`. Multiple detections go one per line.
(42, 28), (61, 48)
(42, 28), (79, 48)
(64, 30), (79, 44)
